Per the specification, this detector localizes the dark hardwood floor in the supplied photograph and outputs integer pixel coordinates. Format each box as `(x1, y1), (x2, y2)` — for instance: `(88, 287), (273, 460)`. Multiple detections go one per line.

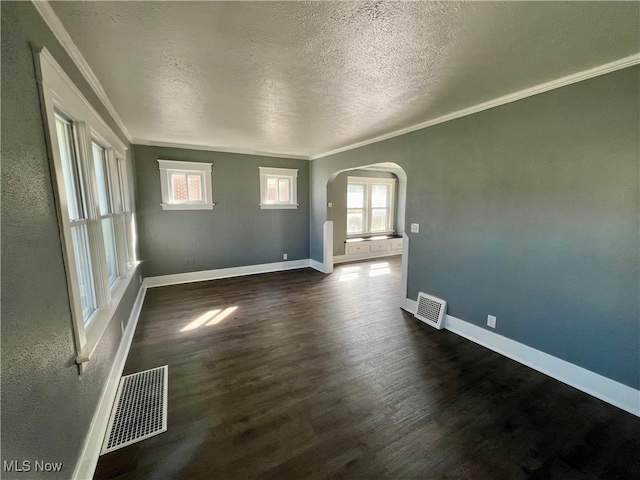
(95, 257), (640, 479)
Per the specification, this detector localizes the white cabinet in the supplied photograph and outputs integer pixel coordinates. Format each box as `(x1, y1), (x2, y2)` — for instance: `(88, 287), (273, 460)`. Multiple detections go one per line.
(341, 237), (403, 262)
(346, 243), (371, 255)
(370, 241), (390, 253)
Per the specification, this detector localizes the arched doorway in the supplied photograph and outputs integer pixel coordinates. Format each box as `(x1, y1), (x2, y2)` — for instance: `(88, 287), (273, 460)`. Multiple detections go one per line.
(320, 162), (409, 309)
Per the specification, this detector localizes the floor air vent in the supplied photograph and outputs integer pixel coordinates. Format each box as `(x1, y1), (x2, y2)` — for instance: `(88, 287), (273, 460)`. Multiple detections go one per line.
(415, 292), (447, 330)
(101, 366), (168, 455)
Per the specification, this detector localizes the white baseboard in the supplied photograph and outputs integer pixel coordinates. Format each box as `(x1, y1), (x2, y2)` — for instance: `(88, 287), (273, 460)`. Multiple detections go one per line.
(402, 298), (640, 417)
(143, 259), (312, 288)
(73, 284), (147, 480)
(310, 259), (327, 273)
(333, 251), (401, 264)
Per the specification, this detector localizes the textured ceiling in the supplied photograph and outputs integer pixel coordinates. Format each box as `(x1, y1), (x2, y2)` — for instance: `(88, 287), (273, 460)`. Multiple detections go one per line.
(51, 1), (639, 158)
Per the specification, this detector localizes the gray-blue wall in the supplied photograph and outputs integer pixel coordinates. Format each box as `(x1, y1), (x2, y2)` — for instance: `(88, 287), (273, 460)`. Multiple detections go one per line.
(310, 66), (640, 389)
(1, 2), (142, 478)
(133, 145), (310, 277)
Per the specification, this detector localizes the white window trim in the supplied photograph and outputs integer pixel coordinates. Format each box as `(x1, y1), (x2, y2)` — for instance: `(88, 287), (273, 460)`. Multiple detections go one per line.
(35, 47), (138, 372)
(347, 176), (396, 236)
(259, 167), (298, 209)
(158, 159), (214, 210)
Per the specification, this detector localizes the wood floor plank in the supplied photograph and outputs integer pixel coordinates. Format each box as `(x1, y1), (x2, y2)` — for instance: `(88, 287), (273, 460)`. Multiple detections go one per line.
(94, 257), (640, 479)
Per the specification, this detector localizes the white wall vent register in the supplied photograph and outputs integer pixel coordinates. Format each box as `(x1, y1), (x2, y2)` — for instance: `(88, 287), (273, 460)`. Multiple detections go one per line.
(101, 366), (168, 454)
(415, 292), (447, 330)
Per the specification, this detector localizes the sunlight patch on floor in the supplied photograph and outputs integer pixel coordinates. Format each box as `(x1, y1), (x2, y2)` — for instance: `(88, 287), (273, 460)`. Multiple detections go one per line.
(338, 261), (392, 281)
(369, 262), (390, 277)
(206, 306), (238, 325)
(181, 306), (238, 331)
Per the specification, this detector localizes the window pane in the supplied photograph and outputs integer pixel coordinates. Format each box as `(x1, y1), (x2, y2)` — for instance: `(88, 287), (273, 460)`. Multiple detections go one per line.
(187, 174), (203, 201)
(92, 143), (111, 215)
(102, 217), (119, 286)
(371, 184), (389, 208)
(111, 160), (122, 213)
(347, 211), (364, 233)
(347, 184), (364, 208)
(171, 173), (188, 201)
(117, 160), (127, 212)
(267, 177), (277, 202)
(278, 178), (290, 202)
(118, 215), (131, 267)
(71, 223), (96, 324)
(371, 209), (388, 231)
(55, 117), (83, 220)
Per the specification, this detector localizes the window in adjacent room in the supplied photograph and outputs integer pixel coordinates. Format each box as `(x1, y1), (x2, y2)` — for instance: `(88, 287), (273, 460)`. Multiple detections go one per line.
(259, 167), (298, 209)
(158, 160), (214, 210)
(347, 176), (395, 235)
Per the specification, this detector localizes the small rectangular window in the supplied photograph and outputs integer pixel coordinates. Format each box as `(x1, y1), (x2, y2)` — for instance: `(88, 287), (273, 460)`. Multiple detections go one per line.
(259, 167), (298, 209)
(158, 160), (214, 210)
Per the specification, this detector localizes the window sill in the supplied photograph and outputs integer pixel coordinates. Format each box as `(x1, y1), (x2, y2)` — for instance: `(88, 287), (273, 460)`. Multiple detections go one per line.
(76, 262), (141, 370)
(346, 232), (397, 241)
(161, 203), (214, 211)
(260, 204), (299, 210)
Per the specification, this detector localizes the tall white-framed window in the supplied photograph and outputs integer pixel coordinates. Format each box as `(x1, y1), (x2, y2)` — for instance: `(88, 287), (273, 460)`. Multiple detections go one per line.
(347, 176), (396, 235)
(36, 47), (137, 372)
(259, 167), (298, 209)
(158, 159), (214, 210)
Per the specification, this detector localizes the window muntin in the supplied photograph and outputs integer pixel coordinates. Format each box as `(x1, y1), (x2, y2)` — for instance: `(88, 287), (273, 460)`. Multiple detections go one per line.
(346, 176), (395, 235)
(259, 167), (298, 209)
(158, 160), (213, 210)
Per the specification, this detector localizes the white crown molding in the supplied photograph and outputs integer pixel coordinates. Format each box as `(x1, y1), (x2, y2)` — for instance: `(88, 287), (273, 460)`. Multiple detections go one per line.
(31, 0), (133, 143)
(310, 53), (640, 160)
(133, 139), (309, 160)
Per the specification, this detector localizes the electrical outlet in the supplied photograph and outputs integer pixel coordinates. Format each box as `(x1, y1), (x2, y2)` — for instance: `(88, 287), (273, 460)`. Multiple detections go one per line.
(411, 223), (420, 233)
(487, 315), (497, 328)
(328, 202), (333, 208)
(183, 258), (189, 266)
(283, 253), (288, 260)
